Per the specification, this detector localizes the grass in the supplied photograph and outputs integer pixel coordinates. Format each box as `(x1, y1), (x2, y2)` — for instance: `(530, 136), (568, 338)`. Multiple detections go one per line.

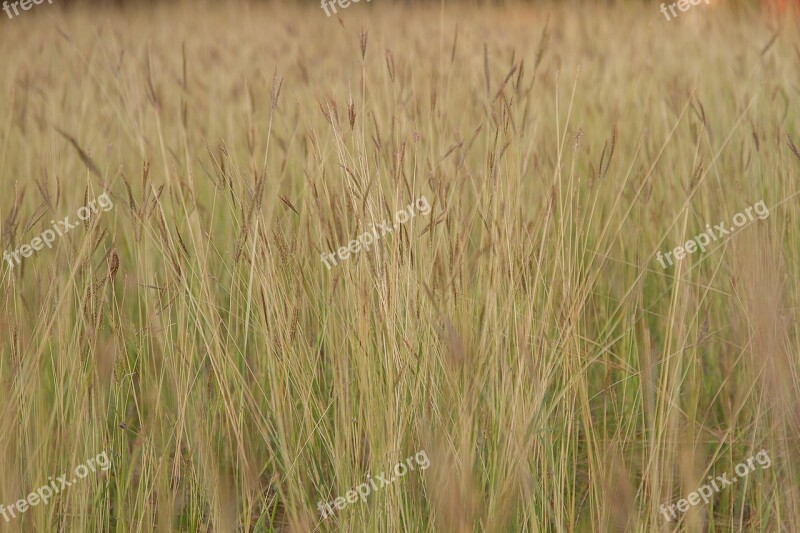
(0, 0), (799, 530)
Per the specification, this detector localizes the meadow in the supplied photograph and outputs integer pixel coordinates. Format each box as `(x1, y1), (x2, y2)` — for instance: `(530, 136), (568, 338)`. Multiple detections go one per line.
(0, 1), (799, 530)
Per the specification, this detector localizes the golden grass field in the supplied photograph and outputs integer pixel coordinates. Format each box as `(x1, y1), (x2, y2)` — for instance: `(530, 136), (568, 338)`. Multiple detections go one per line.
(0, 0), (799, 530)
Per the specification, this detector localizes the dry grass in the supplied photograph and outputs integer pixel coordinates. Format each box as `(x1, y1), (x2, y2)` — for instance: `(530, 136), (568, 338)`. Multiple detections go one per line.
(0, 1), (799, 531)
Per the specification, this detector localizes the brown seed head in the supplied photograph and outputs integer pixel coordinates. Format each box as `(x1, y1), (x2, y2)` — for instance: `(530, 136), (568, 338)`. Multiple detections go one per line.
(108, 249), (119, 278)
(359, 28), (368, 60)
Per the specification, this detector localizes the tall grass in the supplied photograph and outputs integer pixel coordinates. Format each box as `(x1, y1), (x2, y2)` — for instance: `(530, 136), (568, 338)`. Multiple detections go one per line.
(0, 1), (798, 530)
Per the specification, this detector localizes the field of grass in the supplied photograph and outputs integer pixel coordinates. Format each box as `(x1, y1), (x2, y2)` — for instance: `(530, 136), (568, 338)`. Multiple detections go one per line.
(0, 1), (799, 531)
